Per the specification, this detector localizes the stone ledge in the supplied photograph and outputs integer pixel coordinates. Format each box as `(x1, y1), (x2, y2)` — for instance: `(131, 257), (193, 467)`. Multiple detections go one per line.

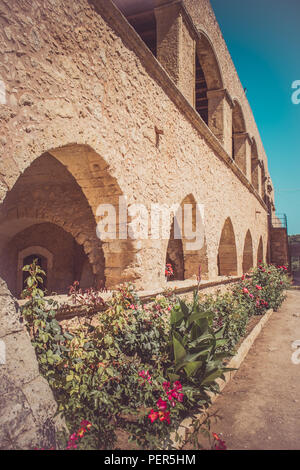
(17, 276), (243, 321)
(171, 305), (277, 448)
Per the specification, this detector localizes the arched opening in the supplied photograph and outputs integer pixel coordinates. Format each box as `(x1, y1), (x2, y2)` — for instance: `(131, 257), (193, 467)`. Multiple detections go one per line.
(195, 54), (209, 125)
(218, 217), (238, 276)
(0, 222), (93, 297)
(0, 145), (137, 293)
(195, 31), (223, 131)
(251, 138), (260, 192)
(114, 0), (157, 56)
(165, 194), (208, 282)
(166, 217), (184, 281)
(261, 161), (266, 202)
(232, 100), (247, 171)
(257, 237), (264, 265)
(242, 230), (254, 273)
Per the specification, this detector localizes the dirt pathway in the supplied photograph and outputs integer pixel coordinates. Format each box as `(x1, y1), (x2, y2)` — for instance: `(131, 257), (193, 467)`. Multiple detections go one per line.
(208, 290), (300, 450)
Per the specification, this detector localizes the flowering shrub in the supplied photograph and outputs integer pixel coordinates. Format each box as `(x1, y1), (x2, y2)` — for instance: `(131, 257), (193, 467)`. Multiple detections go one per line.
(165, 264), (174, 279)
(21, 261), (290, 450)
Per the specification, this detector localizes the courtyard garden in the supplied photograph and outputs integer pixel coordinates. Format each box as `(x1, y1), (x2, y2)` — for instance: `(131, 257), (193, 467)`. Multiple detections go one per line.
(20, 261), (290, 450)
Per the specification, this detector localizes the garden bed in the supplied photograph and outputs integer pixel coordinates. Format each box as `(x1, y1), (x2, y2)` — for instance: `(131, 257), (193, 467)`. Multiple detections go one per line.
(19, 261), (290, 450)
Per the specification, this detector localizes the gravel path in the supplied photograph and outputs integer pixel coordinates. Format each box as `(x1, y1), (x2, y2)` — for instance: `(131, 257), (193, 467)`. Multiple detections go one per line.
(208, 290), (300, 450)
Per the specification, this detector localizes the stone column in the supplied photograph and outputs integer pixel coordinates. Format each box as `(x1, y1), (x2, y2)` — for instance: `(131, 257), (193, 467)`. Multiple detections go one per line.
(251, 158), (260, 193)
(154, 2), (195, 106)
(0, 279), (66, 449)
(207, 88), (233, 154)
(232, 132), (252, 179)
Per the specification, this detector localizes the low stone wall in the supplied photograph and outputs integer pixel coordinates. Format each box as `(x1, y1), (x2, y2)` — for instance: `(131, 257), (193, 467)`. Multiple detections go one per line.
(0, 279), (65, 450)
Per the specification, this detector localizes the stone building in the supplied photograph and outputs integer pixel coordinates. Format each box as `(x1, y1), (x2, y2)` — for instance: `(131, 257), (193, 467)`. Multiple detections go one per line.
(0, 0), (289, 448)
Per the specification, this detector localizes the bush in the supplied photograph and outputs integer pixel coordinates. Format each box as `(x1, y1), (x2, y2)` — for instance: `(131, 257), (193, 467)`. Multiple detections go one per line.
(21, 261), (290, 450)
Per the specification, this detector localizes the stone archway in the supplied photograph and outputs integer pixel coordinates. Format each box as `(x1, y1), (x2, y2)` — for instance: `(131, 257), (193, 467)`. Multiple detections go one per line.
(195, 31), (224, 136)
(0, 145), (139, 291)
(257, 236), (264, 264)
(165, 194), (208, 282)
(218, 217), (238, 276)
(232, 99), (247, 174)
(242, 230), (254, 273)
(251, 138), (260, 193)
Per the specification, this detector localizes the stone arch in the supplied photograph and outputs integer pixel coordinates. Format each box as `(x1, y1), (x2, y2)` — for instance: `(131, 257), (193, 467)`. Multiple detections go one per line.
(257, 236), (264, 265)
(217, 217), (238, 276)
(196, 30), (224, 91)
(251, 138), (260, 192)
(242, 230), (254, 273)
(0, 145), (138, 291)
(195, 30), (224, 128)
(260, 160), (266, 202)
(232, 99), (247, 173)
(165, 194), (208, 281)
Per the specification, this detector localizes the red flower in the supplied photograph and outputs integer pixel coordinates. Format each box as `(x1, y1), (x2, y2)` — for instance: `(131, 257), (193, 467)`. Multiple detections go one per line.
(157, 398), (168, 411)
(243, 287), (249, 294)
(256, 285), (262, 290)
(148, 409), (159, 423)
(138, 370), (152, 386)
(158, 411), (171, 424)
(212, 433), (227, 450)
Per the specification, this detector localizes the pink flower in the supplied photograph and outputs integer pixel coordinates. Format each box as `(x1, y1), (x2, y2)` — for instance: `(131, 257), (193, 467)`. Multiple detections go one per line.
(249, 294), (254, 299)
(173, 381), (182, 390)
(157, 398), (168, 411)
(256, 285), (262, 290)
(163, 381), (170, 392)
(138, 370), (152, 385)
(158, 411), (171, 424)
(243, 287), (249, 294)
(148, 409), (159, 423)
(129, 304), (135, 309)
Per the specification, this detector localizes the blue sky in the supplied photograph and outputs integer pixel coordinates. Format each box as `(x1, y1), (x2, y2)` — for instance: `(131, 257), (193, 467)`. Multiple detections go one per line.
(210, 0), (300, 234)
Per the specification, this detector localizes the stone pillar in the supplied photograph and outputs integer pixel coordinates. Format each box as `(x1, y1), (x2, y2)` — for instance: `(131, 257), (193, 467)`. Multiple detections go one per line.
(251, 158), (260, 192)
(207, 88), (233, 154)
(154, 2), (195, 105)
(233, 132), (252, 179)
(0, 279), (66, 449)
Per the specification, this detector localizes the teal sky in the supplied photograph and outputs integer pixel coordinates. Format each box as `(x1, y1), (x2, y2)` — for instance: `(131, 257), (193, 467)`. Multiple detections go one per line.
(210, 0), (300, 235)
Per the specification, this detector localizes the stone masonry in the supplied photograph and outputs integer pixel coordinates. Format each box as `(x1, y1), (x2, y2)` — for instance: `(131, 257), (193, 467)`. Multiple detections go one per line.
(0, 0), (282, 448)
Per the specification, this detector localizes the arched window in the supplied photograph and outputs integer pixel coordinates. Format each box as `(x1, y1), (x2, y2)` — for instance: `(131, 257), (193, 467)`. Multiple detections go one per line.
(165, 194), (208, 282)
(218, 217), (238, 276)
(251, 139), (260, 192)
(18, 246), (53, 295)
(232, 100), (247, 170)
(257, 237), (264, 265)
(195, 31), (223, 133)
(195, 54), (209, 125)
(242, 230), (254, 273)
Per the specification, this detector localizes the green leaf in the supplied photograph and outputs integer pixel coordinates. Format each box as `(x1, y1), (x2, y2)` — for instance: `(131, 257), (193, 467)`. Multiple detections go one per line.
(172, 333), (186, 364)
(184, 361), (203, 377)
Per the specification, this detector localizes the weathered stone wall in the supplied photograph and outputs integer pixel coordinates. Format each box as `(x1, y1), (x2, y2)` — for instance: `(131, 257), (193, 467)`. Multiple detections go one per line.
(0, 279), (65, 449)
(0, 0), (269, 291)
(270, 228), (290, 268)
(184, 0), (272, 180)
(0, 0), (275, 448)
